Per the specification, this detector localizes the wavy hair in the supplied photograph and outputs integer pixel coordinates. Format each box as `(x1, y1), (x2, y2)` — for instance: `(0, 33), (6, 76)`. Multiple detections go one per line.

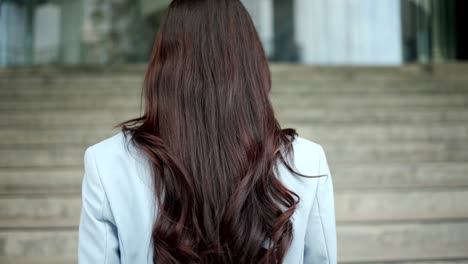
(117, 0), (317, 263)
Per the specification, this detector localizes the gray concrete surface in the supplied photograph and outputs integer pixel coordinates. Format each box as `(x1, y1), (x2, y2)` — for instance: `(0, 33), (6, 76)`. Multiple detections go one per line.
(0, 64), (468, 263)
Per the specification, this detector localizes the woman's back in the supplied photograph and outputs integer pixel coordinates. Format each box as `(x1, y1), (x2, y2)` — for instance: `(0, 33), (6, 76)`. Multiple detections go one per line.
(78, 131), (336, 263)
(78, 0), (336, 262)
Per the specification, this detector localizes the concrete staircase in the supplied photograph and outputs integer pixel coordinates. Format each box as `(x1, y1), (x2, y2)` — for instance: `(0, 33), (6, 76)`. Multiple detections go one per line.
(1, 64), (468, 263)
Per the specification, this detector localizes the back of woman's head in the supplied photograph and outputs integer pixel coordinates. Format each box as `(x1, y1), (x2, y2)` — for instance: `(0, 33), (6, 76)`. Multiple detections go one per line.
(118, 0), (305, 263)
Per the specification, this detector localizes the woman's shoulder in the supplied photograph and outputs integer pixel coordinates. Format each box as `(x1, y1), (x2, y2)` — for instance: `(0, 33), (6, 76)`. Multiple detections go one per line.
(292, 135), (325, 155)
(86, 130), (132, 156)
(88, 129), (148, 164)
(85, 130), (145, 166)
(84, 130), (151, 186)
(288, 135), (327, 173)
(274, 135), (329, 194)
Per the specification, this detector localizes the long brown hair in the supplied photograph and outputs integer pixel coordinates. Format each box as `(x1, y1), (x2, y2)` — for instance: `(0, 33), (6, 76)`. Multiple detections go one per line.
(117, 0), (316, 263)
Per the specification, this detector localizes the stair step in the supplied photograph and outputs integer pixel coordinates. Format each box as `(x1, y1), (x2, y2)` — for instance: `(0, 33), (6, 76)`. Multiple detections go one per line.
(0, 63), (147, 76)
(2, 63), (467, 80)
(331, 163), (468, 189)
(0, 128), (117, 145)
(1, 163), (467, 194)
(271, 79), (468, 94)
(0, 75), (143, 87)
(0, 257), (75, 264)
(0, 110), (137, 128)
(272, 94), (468, 108)
(0, 168), (83, 194)
(3, 80), (468, 97)
(338, 221), (468, 262)
(297, 124), (468, 142)
(1, 222), (467, 262)
(1, 141), (467, 168)
(326, 142), (468, 162)
(1, 189), (466, 228)
(1, 109), (468, 129)
(322, 142), (468, 162)
(0, 219), (77, 229)
(1, 94), (468, 111)
(0, 230), (77, 257)
(0, 196), (80, 228)
(270, 64), (468, 81)
(277, 108), (468, 123)
(335, 189), (468, 222)
(1, 123), (467, 145)
(0, 84), (141, 97)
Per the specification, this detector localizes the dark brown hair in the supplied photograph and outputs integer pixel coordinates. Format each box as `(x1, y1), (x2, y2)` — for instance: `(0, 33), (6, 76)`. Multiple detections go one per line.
(117, 0), (317, 263)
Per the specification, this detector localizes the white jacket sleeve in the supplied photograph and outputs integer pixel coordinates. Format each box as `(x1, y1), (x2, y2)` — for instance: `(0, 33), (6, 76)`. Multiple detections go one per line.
(304, 145), (337, 264)
(78, 146), (121, 264)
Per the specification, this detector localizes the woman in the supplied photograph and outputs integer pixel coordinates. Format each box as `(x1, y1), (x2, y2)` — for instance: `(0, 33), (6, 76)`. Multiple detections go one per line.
(78, 0), (337, 263)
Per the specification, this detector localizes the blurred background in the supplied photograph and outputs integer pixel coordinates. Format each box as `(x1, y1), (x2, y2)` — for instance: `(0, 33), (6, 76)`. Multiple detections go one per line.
(0, 0), (467, 263)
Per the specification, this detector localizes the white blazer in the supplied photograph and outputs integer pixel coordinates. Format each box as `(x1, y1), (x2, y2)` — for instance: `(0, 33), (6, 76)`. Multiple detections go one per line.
(78, 131), (337, 263)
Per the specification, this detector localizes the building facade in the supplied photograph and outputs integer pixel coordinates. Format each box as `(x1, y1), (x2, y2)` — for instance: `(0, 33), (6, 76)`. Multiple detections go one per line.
(0, 0), (465, 66)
